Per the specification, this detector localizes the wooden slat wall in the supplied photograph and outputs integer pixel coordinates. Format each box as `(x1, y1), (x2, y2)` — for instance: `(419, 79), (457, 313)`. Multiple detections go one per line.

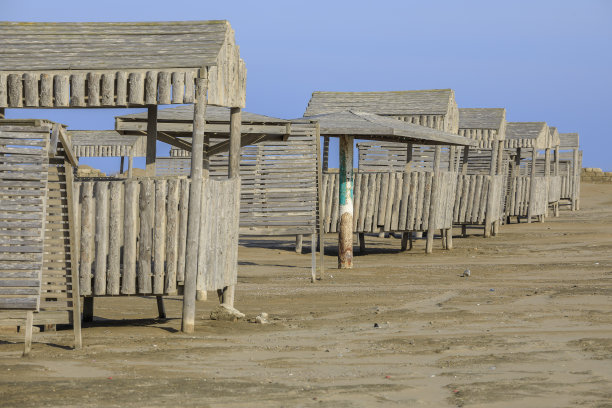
(320, 170), (457, 233)
(157, 125), (319, 236)
(74, 177), (239, 296)
(0, 124), (49, 311)
(548, 175), (561, 204)
(505, 175), (547, 217)
(452, 174), (504, 224)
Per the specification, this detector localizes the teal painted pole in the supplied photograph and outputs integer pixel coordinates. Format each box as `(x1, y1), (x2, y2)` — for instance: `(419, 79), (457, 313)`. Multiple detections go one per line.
(338, 135), (354, 268)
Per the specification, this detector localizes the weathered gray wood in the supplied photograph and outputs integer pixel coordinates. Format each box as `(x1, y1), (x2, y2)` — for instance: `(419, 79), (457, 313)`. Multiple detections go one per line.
(146, 106), (157, 176)
(158, 71), (172, 105)
(128, 72), (145, 105)
(528, 148), (537, 223)
(144, 71), (158, 105)
(164, 179), (180, 294)
(8, 73), (23, 107)
(184, 71), (195, 103)
(0, 74), (7, 108)
(53, 74), (69, 107)
(116, 71), (128, 106)
(23, 73), (39, 106)
(172, 72), (185, 104)
(23, 311), (33, 356)
(176, 179), (189, 283)
(295, 234), (303, 254)
(100, 72), (115, 106)
(70, 73), (86, 107)
(153, 180), (167, 294)
(122, 180), (138, 294)
(229, 108), (241, 178)
(79, 182), (94, 296)
(93, 182), (109, 295)
(426, 146), (441, 254)
(87, 72), (101, 106)
(138, 179), (153, 294)
(107, 182), (121, 295)
(182, 77), (207, 333)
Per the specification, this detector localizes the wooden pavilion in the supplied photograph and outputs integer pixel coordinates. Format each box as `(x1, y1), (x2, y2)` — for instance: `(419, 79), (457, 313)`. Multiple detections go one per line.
(503, 122), (552, 223)
(0, 20), (246, 336)
(115, 105), (323, 281)
(558, 132), (581, 210)
(294, 109), (476, 268)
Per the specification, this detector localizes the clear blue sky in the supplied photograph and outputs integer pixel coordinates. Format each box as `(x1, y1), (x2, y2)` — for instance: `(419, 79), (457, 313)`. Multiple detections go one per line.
(4, 0), (611, 172)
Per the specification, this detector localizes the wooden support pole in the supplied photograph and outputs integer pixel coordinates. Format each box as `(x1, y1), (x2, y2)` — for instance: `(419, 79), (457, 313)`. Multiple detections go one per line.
(22, 311), (33, 357)
(484, 141), (499, 238)
(156, 296), (166, 319)
(83, 297), (94, 322)
(461, 145), (470, 175)
(146, 106), (157, 176)
(316, 122), (325, 281)
(572, 148), (578, 211)
(220, 107), (242, 307)
(120, 156), (125, 176)
(182, 77), (207, 333)
(295, 235), (303, 254)
(359, 232), (366, 254)
(400, 232), (409, 251)
(310, 234), (316, 283)
(128, 152), (134, 178)
(338, 135), (354, 269)
(426, 146), (442, 254)
(446, 227), (453, 250)
(544, 148), (551, 217)
(322, 136), (330, 172)
(401, 143), (414, 252)
(497, 140), (504, 175)
(528, 148), (537, 223)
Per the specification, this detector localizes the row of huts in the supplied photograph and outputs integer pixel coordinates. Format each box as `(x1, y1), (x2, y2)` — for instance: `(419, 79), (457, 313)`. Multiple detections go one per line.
(0, 21), (582, 354)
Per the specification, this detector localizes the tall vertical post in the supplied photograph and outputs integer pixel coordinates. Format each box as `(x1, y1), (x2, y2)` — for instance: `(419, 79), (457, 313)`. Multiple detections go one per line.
(220, 107), (241, 307)
(120, 156), (125, 176)
(182, 77), (208, 333)
(426, 146), (442, 254)
(461, 145), (470, 174)
(544, 148), (551, 217)
(484, 141), (499, 238)
(401, 143), (413, 251)
(127, 151), (134, 178)
(322, 136), (330, 172)
(527, 148), (537, 223)
(572, 148), (579, 211)
(338, 135), (354, 269)
(316, 123), (325, 280)
(145, 106), (157, 176)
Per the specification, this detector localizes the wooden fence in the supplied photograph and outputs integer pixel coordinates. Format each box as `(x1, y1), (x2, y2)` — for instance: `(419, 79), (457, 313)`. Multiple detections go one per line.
(73, 177), (240, 297)
(505, 175), (547, 218)
(321, 170), (457, 233)
(548, 175), (561, 204)
(453, 174), (505, 225)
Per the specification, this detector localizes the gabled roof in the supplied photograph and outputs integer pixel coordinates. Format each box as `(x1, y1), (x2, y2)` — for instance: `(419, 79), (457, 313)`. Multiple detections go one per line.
(459, 108), (506, 130)
(548, 126), (560, 148)
(293, 110), (476, 146)
(0, 20), (232, 70)
(559, 132), (579, 149)
(505, 122), (550, 150)
(68, 130), (147, 157)
(304, 89), (455, 117)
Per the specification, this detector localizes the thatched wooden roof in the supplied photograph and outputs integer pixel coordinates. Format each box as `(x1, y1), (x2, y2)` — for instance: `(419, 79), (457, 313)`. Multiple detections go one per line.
(304, 89), (459, 134)
(68, 130), (147, 157)
(559, 132), (579, 149)
(505, 122), (550, 150)
(0, 20), (245, 108)
(459, 108), (506, 130)
(294, 110), (476, 146)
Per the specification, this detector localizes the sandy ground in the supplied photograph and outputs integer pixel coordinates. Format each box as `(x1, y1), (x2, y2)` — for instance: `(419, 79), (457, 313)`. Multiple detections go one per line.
(1, 183), (611, 407)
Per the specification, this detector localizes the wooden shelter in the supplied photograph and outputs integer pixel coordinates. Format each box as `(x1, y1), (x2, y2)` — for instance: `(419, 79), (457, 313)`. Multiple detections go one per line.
(503, 122), (553, 223)
(296, 109), (476, 268)
(0, 20), (247, 334)
(0, 119), (80, 355)
(115, 105), (323, 281)
(558, 132), (581, 210)
(68, 130), (147, 177)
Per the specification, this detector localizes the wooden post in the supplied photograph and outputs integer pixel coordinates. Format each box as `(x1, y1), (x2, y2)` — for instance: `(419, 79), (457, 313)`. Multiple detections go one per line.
(182, 77), (208, 334)
(338, 135), (354, 269)
(322, 136), (330, 172)
(120, 156), (125, 176)
(401, 143), (414, 251)
(22, 311), (34, 357)
(426, 146), (442, 254)
(219, 107), (241, 306)
(359, 233), (366, 254)
(316, 123), (325, 281)
(461, 145), (470, 175)
(295, 235), (303, 254)
(528, 148), (537, 223)
(497, 140), (504, 175)
(127, 151), (134, 178)
(484, 141), (499, 238)
(83, 297), (94, 322)
(146, 106), (157, 176)
(64, 160), (82, 349)
(157, 297), (167, 319)
(310, 234), (316, 283)
(544, 148), (551, 217)
(571, 148), (578, 211)
(400, 233), (409, 251)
